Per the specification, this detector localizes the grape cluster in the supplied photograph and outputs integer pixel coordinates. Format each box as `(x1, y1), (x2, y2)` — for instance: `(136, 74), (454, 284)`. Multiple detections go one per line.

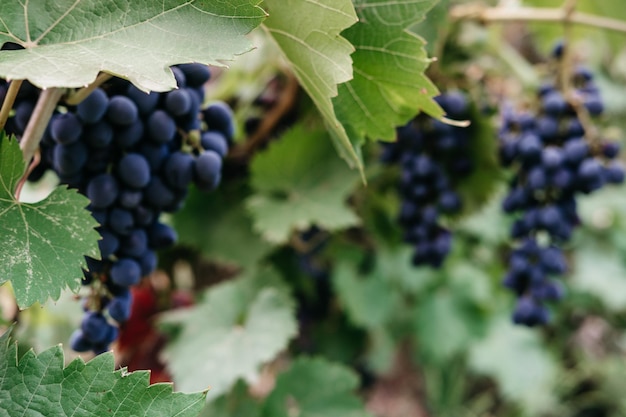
(382, 92), (474, 267)
(5, 64), (234, 353)
(499, 65), (624, 326)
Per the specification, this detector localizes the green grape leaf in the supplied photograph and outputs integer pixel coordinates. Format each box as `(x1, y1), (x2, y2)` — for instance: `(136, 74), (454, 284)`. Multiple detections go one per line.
(0, 0), (266, 91)
(333, 0), (443, 146)
(198, 380), (262, 417)
(173, 183), (273, 269)
(570, 240), (626, 312)
(262, 0), (363, 174)
(0, 328), (206, 417)
(333, 261), (399, 329)
(161, 268), (297, 399)
(261, 356), (373, 417)
(246, 124), (360, 244)
(468, 318), (559, 415)
(414, 290), (481, 364)
(0, 136), (99, 308)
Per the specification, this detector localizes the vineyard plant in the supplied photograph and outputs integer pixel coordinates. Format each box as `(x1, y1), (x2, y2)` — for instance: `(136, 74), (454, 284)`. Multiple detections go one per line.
(4, 0), (626, 416)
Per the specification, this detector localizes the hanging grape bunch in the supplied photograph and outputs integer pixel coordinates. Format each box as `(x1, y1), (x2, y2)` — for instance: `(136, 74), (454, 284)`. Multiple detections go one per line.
(2, 64), (235, 354)
(382, 92), (474, 268)
(498, 45), (625, 326)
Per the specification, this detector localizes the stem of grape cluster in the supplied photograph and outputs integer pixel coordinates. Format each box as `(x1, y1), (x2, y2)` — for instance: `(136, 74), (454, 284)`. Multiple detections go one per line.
(65, 73), (112, 106)
(0, 80), (23, 131)
(20, 87), (64, 164)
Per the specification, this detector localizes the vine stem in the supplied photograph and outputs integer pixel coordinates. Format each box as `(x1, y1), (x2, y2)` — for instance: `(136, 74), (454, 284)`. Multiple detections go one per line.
(0, 80), (23, 132)
(449, 4), (626, 34)
(19, 87), (64, 164)
(64, 72), (112, 106)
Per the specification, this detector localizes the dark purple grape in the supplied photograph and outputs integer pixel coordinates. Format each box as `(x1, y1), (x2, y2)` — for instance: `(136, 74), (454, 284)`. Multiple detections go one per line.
(194, 150), (222, 189)
(98, 229), (119, 258)
(83, 120), (113, 148)
(77, 88), (109, 123)
(147, 109), (176, 143)
(107, 95), (138, 126)
(109, 208), (134, 236)
(110, 258), (142, 287)
(69, 329), (93, 352)
(115, 119), (144, 148)
(177, 63), (211, 87)
(53, 141), (88, 176)
(81, 312), (111, 343)
(200, 131), (229, 157)
(164, 151), (195, 190)
(117, 153), (151, 188)
(107, 292), (133, 323)
(125, 85), (159, 115)
(50, 113), (83, 145)
(203, 101), (235, 140)
(119, 228), (148, 257)
(165, 89), (192, 116)
(86, 174), (119, 209)
(148, 222), (178, 249)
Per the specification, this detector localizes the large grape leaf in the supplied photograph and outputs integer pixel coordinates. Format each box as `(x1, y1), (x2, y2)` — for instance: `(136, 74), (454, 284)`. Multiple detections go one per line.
(262, 0), (363, 173)
(468, 318), (559, 415)
(246, 124), (360, 244)
(0, 328), (206, 417)
(161, 268), (297, 399)
(0, 0), (266, 91)
(0, 136), (100, 308)
(333, 0), (443, 146)
(261, 357), (373, 417)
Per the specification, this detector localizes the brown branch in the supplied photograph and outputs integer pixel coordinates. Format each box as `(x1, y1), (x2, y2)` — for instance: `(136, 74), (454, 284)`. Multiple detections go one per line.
(228, 71), (299, 161)
(0, 80), (23, 132)
(64, 72), (112, 106)
(450, 4), (626, 34)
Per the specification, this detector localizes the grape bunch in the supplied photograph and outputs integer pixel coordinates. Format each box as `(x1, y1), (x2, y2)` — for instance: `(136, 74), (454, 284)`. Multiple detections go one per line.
(5, 64), (234, 353)
(499, 64), (624, 326)
(382, 92), (474, 268)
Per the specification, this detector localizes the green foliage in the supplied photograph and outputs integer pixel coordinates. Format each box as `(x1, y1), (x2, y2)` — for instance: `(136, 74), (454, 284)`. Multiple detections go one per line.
(173, 183), (273, 269)
(161, 268), (297, 399)
(247, 124), (360, 243)
(0, 0), (266, 91)
(0, 328), (206, 417)
(261, 357), (374, 417)
(0, 136), (99, 308)
(333, 0), (443, 147)
(262, 0), (362, 172)
(469, 318), (560, 415)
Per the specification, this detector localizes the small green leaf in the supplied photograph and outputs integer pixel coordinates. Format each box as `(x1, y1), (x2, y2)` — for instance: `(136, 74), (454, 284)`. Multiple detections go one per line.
(414, 290), (479, 364)
(161, 268), (297, 398)
(333, 261), (399, 329)
(172, 183), (273, 269)
(570, 241), (626, 312)
(261, 356), (373, 417)
(0, 327), (206, 417)
(199, 380), (262, 417)
(0, 136), (100, 308)
(468, 318), (559, 414)
(333, 0), (443, 147)
(262, 0), (363, 173)
(247, 124), (360, 244)
(0, 0), (266, 91)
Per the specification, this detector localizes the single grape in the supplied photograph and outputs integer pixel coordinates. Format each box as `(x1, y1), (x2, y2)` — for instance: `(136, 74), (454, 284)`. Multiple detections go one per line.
(77, 88), (109, 123)
(110, 258), (142, 287)
(164, 151), (195, 190)
(194, 150), (222, 189)
(87, 174), (119, 209)
(117, 153), (151, 188)
(50, 113), (83, 145)
(107, 95), (138, 126)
